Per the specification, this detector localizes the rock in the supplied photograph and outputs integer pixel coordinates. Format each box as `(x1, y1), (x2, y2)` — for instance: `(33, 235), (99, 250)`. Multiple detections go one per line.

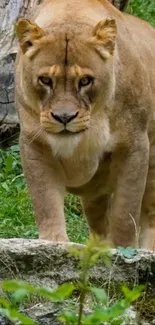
(24, 302), (62, 325)
(0, 239), (155, 324)
(0, 53), (16, 122)
(0, 53), (19, 148)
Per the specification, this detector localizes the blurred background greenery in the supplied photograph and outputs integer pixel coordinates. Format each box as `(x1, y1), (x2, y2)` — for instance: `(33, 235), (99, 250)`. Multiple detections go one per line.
(127, 0), (155, 26)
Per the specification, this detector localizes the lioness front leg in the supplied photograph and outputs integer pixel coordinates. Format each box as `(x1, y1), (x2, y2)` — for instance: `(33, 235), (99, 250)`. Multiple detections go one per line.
(82, 194), (109, 240)
(140, 145), (155, 250)
(109, 135), (149, 248)
(20, 137), (68, 242)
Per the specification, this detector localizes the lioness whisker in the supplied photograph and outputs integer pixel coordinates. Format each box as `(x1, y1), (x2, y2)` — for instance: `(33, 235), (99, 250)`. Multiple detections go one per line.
(28, 128), (44, 145)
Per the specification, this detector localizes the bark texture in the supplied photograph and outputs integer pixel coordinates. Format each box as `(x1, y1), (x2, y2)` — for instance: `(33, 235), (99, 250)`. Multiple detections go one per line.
(110, 0), (129, 10)
(0, 0), (41, 147)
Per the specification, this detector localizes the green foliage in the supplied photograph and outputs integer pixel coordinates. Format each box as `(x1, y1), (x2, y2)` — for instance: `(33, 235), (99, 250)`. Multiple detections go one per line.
(0, 298), (37, 325)
(128, 0), (155, 27)
(0, 238), (144, 325)
(0, 145), (37, 238)
(0, 282), (75, 325)
(117, 247), (137, 259)
(2, 281), (75, 303)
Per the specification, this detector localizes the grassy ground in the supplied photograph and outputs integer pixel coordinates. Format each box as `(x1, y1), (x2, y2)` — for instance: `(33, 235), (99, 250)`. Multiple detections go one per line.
(0, 0), (154, 243)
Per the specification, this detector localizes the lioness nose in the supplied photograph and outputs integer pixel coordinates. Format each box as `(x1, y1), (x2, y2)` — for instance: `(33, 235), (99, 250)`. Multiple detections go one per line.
(51, 112), (78, 124)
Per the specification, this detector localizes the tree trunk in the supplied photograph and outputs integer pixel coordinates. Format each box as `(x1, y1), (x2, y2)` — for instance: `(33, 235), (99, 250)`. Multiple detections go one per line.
(0, 0), (42, 147)
(0, 0), (128, 148)
(110, 0), (129, 10)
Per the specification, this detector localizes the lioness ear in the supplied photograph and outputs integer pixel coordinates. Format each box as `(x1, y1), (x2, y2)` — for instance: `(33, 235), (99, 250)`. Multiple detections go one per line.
(92, 19), (117, 59)
(16, 19), (45, 55)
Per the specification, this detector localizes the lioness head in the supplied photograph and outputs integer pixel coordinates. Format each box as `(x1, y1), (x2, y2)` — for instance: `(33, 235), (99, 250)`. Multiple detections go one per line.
(16, 17), (117, 157)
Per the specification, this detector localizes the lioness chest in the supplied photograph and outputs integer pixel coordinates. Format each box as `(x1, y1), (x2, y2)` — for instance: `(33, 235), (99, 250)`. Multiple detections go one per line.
(59, 153), (113, 197)
(59, 155), (99, 188)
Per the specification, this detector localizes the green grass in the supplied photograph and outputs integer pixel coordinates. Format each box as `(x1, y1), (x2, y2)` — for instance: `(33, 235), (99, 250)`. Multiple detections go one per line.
(0, 145), (88, 243)
(127, 0), (155, 27)
(0, 0), (154, 243)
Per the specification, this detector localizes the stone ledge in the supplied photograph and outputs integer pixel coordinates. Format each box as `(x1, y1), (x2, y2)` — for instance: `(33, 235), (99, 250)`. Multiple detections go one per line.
(0, 239), (155, 287)
(0, 239), (155, 324)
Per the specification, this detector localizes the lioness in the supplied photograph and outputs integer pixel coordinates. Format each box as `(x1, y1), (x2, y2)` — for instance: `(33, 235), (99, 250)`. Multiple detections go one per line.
(15, 0), (155, 249)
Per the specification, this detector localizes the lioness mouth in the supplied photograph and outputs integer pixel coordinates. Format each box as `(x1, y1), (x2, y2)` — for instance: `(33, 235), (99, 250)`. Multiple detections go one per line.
(60, 130), (73, 135)
(59, 129), (86, 135)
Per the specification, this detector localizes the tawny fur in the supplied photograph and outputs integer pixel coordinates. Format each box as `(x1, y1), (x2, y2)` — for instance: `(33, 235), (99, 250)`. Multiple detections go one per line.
(15, 0), (155, 249)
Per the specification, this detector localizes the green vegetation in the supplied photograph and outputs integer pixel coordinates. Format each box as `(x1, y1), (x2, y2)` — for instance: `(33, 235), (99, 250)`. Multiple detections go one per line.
(127, 0), (155, 27)
(0, 238), (144, 325)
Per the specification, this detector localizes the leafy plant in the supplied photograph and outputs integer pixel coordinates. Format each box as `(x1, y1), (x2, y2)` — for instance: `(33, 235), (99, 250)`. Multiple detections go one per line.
(117, 247), (137, 259)
(0, 238), (144, 325)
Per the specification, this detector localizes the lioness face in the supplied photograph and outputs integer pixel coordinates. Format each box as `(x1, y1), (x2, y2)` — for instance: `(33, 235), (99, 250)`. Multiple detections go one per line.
(16, 19), (117, 154)
(31, 45), (95, 135)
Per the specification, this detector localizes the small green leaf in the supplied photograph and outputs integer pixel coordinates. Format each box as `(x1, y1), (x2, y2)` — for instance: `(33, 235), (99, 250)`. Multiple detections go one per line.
(59, 311), (77, 324)
(90, 287), (108, 304)
(122, 285), (144, 302)
(1, 182), (9, 191)
(12, 288), (28, 302)
(117, 247), (137, 259)
(2, 280), (75, 302)
(10, 145), (20, 153)
(0, 297), (38, 325)
(84, 307), (110, 324)
(50, 283), (75, 301)
(5, 155), (14, 172)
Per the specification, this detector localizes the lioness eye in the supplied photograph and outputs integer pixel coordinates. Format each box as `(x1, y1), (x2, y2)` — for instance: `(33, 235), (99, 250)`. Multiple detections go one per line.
(79, 76), (94, 88)
(39, 76), (53, 87)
